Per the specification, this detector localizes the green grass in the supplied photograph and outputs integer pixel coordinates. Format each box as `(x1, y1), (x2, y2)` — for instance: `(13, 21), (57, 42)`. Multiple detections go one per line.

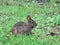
(0, 0), (60, 45)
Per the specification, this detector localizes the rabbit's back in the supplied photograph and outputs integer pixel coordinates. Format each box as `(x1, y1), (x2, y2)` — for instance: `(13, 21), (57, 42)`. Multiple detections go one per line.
(14, 22), (27, 27)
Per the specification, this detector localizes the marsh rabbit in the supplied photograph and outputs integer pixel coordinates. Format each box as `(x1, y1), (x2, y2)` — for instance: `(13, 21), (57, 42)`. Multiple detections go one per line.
(11, 15), (37, 35)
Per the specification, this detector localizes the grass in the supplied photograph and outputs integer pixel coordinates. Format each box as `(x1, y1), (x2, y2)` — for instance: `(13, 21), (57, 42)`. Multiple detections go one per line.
(0, 0), (60, 45)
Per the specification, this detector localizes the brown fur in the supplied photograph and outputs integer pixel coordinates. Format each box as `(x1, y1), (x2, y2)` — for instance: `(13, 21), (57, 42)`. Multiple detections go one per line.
(11, 15), (37, 35)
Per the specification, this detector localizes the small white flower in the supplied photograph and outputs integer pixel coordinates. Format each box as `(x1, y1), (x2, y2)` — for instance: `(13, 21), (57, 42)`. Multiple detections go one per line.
(51, 18), (54, 22)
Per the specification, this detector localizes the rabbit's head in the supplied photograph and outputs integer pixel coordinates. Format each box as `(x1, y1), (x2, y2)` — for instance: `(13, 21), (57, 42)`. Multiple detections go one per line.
(27, 15), (37, 28)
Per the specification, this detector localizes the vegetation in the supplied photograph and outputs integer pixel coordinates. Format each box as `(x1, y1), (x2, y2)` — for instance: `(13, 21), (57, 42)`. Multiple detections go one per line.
(0, 0), (60, 45)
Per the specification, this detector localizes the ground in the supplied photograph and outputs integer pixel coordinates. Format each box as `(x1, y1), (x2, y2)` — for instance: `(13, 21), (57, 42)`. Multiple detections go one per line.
(0, 0), (60, 45)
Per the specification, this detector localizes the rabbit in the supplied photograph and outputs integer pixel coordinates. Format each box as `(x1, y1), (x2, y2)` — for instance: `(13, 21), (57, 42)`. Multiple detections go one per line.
(11, 15), (37, 36)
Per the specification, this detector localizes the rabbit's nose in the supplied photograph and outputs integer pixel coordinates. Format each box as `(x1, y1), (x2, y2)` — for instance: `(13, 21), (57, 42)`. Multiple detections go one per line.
(31, 26), (34, 28)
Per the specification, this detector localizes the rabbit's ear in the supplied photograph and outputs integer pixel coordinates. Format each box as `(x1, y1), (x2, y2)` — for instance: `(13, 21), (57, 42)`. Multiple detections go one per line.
(27, 15), (31, 20)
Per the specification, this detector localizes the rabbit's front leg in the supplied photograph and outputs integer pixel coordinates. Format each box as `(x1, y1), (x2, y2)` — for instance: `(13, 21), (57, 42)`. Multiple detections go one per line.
(30, 32), (32, 34)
